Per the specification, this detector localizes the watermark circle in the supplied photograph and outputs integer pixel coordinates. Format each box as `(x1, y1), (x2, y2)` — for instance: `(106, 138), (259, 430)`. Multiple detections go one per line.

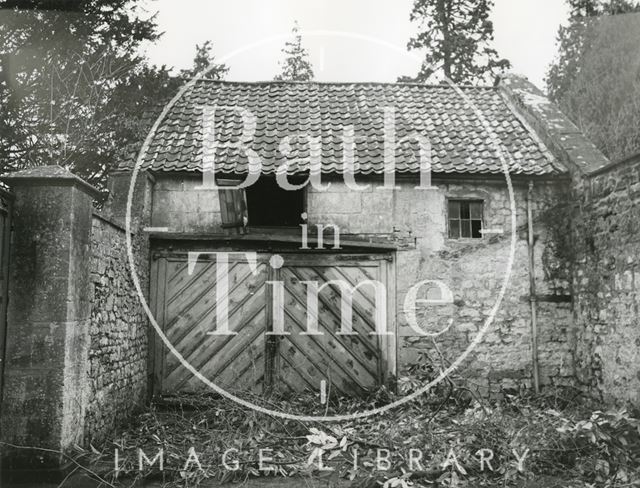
(125, 30), (517, 422)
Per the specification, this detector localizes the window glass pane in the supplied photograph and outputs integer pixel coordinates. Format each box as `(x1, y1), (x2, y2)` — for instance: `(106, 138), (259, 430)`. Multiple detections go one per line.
(470, 202), (482, 219)
(448, 201), (460, 219)
(448, 200), (484, 238)
(461, 219), (471, 238)
(449, 219), (460, 238)
(460, 202), (470, 219)
(471, 219), (482, 238)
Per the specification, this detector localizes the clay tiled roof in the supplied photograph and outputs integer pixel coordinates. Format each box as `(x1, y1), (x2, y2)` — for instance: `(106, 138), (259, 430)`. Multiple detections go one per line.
(118, 80), (566, 176)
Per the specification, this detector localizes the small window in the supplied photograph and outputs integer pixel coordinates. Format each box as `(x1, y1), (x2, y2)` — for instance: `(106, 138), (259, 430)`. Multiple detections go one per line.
(448, 200), (483, 239)
(245, 177), (305, 227)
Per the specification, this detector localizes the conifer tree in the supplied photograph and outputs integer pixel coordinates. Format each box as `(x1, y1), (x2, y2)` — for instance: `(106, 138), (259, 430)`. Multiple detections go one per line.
(274, 21), (314, 81)
(181, 40), (229, 80)
(400, 0), (510, 84)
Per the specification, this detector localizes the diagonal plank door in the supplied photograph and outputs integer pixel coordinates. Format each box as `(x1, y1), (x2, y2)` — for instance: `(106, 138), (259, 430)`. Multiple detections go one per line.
(275, 254), (391, 397)
(151, 251), (394, 397)
(152, 253), (269, 394)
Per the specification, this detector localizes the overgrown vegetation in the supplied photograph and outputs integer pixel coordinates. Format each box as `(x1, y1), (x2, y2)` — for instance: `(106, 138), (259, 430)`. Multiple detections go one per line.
(546, 0), (640, 161)
(66, 367), (640, 488)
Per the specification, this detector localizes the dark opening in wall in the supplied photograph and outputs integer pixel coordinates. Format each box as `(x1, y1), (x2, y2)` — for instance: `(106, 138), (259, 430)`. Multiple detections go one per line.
(246, 177), (305, 227)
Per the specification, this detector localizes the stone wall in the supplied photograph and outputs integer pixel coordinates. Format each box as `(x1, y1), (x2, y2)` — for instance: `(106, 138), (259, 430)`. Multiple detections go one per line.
(573, 156), (640, 405)
(0, 168), (154, 475)
(499, 75), (640, 406)
(84, 213), (149, 444)
(307, 178), (575, 395)
(151, 176), (222, 232)
(151, 174), (576, 395)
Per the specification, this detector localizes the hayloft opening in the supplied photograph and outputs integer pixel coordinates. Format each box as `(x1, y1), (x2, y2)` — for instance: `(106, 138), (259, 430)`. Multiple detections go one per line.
(245, 177), (305, 227)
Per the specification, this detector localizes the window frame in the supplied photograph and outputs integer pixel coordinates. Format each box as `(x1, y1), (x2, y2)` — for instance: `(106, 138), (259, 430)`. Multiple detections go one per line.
(446, 198), (484, 240)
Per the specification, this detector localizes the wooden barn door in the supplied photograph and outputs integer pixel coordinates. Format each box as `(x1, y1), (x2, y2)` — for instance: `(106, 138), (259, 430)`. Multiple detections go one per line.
(151, 252), (270, 394)
(151, 250), (395, 397)
(274, 254), (394, 397)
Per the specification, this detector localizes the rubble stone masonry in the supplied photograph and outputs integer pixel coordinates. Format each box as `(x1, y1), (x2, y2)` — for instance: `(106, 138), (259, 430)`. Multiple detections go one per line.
(84, 213), (149, 444)
(573, 155), (640, 405)
(0, 168), (153, 471)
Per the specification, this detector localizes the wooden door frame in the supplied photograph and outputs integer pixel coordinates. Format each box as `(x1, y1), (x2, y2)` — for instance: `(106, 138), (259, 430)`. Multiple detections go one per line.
(148, 254), (167, 399)
(382, 254), (397, 389)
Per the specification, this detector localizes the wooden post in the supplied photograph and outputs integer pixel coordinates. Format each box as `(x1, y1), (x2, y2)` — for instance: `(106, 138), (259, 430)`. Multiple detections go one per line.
(527, 181), (540, 394)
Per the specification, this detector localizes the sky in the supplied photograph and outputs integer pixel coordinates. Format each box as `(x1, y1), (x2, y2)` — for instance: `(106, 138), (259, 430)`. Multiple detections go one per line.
(143, 0), (570, 91)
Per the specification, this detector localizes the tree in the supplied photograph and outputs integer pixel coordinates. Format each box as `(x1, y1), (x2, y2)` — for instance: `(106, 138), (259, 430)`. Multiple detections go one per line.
(274, 21), (314, 81)
(0, 0), (175, 186)
(547, 0), (640, 101)
(400, 0), (510, 84)
(546, 0), (640, 160)
(180, 40), (229, 80)
(0, 2), (231, 188)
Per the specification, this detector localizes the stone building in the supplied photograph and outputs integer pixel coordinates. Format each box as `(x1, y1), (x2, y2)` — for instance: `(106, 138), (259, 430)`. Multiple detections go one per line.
(1, 74), (638, 471)
(113, 75), (592, 400)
